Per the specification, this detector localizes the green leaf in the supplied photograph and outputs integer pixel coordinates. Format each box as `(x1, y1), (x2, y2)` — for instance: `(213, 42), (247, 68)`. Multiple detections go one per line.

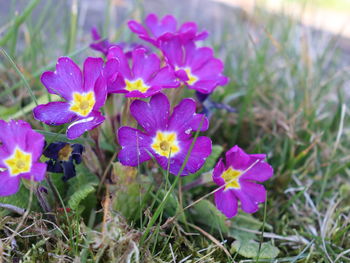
(191, 199), (228, 233)
(68, 184), (96, 211)
(193, 145), (223, 177)
(231, 239), (280, 259)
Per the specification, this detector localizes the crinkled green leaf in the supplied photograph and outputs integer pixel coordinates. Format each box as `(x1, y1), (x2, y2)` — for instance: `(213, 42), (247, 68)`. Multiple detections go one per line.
(231, 239), (279, 259)
(191, 199), (228, 233)
(68, 184), (96, 211)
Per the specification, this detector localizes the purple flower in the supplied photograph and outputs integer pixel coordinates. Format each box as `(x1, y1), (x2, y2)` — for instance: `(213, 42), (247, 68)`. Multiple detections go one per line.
(212, 145), (273, 218)
(90, 27), (149, 58)
(117, 93), (212, 176)
(159, 35), (229, 94)
(128, 13), (208, 47)
(0, 120), (47, 196)
(33, 57), (109, 140)
(105, 46), (179, 97)
(90, 27), (114, 56)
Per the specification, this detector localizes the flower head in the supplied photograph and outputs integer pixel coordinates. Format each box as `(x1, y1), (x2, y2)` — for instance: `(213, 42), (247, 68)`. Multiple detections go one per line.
(159, 35), (229, 94)
(212, 145), (273, 218)
(33, 57), (109, 139)
(43, 142), (84, 181)
(105, 46), (179, 97)
(128, 13), (208, 47)
(117, 93), (212, 176)
(0, 120), (47, 196)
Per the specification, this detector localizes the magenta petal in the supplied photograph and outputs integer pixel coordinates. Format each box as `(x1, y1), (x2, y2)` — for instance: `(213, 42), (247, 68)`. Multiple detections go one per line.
(104, 58), (120, 93)
(128, 20), (149, 36)
(0, 120), (29, 152)
(147, 66), (179, 88)
(233, 182), (265, 214)
(168, 98), (209, 139)
(156, 136), (211, 176)
(56, 57), (82, 93)
(83, 57), (104, 92)
(107, 46), (132, 79)
(241, 161), (273, 182)
(212, 158), (225, 186)
(0, 171), (20, 196)
(185, 46), (213, 71)
(117, 127), (153, 166)
(159, 36), (183, 66)
(132, 49), (160, 81)
(66, 111), (105, 139)
(93, 75), (107, 110)
(33, 102), (77, 125)
(25, 129), (45, 160)
(225, 145), (250, 171)
(214, 189), (238, 218)
(21, 162), (47, 182)
(130, 93), (169, 135)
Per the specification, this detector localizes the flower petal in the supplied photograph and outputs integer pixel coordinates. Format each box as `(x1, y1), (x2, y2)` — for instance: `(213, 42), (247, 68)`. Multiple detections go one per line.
(241, 161), (273, 182)
(41, 57), (83, 100)
(83, 57), (104, 92)
(66, 111), (105, 139)
(147, 66), (179, 88)
(130, 93), (170, 135)
(154, 136), (212, 176)
(107, 46), (132, 79)
(25, 129), (45, 161)
(128, 20), (149, 37)
(168, 98), (209, 139)
(225, 145), (250, 171)
(33, 102), (77, 125)
(93, 75), (107, 110)
(132, 49), (160, 81)
(117, 127), (153, 166)
(212, 158), (225, 186)
(233, 182), (266, 213)
(0, 171), (20, 196)
(21, 162), (47, 182)
(214, 189), (238, 218)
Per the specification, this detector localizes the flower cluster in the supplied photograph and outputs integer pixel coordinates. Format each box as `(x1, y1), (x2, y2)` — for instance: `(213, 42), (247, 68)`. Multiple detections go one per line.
(1, 13), (273, 220)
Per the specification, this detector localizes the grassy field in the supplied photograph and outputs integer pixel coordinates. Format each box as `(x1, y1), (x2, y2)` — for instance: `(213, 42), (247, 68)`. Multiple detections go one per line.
(0, 0), (349, 262)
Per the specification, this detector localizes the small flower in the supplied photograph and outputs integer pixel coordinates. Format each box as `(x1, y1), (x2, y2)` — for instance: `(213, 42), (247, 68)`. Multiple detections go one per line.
(0, 120), (47, 196)
(90, 27), (150, 58)
(128, 13), (208, 47)
(43, 142), (84, 181)
(90, 27), (115, 56)
(117, 93), (212, 176)
(212, 145), (273, 218)
(105, 46), (179, 97)
(33, 57), (109, 139)
(159, 35), (229, 94)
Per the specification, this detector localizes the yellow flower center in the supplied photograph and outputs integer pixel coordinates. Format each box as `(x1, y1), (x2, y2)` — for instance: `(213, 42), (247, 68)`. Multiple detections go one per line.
(184, 68), (198, 85)
(176, 66), (198, 85)
(70, 92), (95, 117)
(125, 79), (150, 93)
(151, 131), (180, 157)
(221, 167), (242, 190)
(4, 148), (32, 176)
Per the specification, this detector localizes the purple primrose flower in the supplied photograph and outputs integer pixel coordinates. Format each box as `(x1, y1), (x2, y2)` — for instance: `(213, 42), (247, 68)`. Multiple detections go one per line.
(33, 57), (110, 140)
(212, 145), (273, 218)
(105, 46), (179, 97)
(117, 93), (212, 176)
(128, 13), (208, 47)
(0, 120), (47, 196)
(159, 35), (229, 94)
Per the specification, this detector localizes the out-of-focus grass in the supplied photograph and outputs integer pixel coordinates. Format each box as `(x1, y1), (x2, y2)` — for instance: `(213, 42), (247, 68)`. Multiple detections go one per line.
(287, 0), (350, 11)
(0, 0), (349, 262)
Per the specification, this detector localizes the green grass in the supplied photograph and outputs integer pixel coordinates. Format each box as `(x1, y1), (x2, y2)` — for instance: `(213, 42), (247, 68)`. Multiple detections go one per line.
(1, 1), (350, 262)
